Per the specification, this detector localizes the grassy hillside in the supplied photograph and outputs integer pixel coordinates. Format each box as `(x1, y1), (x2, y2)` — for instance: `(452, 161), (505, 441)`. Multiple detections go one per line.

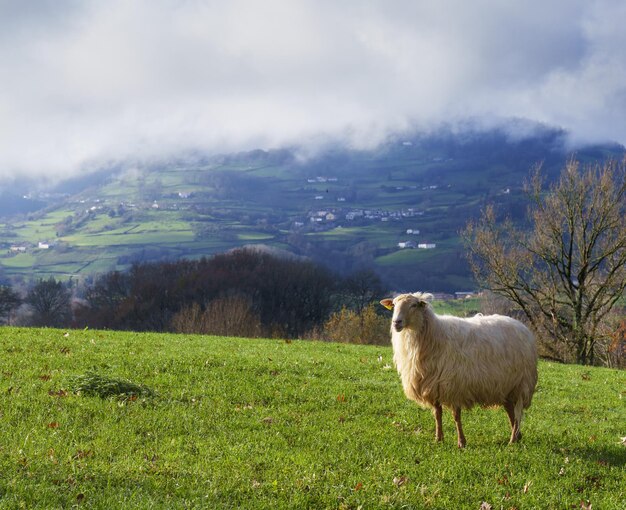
(3, 129), (620, 290)
(0, 327), (624, 509)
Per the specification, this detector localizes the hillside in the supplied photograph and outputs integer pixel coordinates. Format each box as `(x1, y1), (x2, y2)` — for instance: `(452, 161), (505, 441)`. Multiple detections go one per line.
(0, 127), (623, 291)
(0, 328), (624, 509)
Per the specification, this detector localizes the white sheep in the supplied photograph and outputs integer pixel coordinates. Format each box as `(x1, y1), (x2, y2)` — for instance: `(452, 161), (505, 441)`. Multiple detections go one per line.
(380, 292), (537, 447)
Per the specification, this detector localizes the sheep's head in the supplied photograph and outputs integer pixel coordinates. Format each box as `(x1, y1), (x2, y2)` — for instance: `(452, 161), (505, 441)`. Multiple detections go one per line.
(380, 292), (432, 332)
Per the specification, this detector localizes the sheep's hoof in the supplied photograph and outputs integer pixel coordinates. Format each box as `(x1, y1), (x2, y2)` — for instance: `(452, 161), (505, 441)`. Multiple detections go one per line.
(509, 432), (522, 444)
(457, 440), (466, 448)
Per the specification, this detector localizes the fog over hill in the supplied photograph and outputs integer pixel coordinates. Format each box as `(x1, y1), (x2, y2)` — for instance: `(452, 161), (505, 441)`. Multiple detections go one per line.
(2, 1), (626, 182)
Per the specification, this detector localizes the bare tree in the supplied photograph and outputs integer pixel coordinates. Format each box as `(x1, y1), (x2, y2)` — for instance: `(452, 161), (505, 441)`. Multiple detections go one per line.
(0, 285), (21, 325)
(464, 158), (626, 365)
(26, 278), (72, 327)
(342, 268), (386, 314)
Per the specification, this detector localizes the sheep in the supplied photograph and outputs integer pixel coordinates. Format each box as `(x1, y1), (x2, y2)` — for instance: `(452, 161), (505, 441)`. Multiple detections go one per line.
(380, 292), (537, 447)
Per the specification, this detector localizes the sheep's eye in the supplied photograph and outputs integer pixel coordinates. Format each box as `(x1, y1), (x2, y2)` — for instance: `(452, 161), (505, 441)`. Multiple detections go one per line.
(411, 303), (418, 308)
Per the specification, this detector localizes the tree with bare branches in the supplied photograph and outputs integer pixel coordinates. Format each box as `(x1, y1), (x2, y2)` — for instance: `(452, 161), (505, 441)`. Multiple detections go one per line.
(26, 278), (72, 328)
(464, 158), (626, 365)
(0, 285), (21, 325)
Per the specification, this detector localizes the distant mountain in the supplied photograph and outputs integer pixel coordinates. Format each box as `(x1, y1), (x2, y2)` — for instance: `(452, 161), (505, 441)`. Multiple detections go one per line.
(0, 126), (623, 292)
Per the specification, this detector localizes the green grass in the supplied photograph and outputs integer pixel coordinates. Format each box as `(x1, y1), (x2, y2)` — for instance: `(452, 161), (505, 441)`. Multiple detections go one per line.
(431, 297), (482, 316)
(0, 253), (37, 268)
(0, 327), (624, 509)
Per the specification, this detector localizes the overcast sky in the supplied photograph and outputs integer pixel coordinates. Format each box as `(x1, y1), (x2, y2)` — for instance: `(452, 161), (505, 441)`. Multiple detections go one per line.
(1, 0), (625, 181)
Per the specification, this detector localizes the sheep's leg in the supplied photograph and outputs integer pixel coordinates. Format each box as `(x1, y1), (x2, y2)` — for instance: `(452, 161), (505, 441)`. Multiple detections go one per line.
(433, 403), (444, 442)
(452, 407), (466, 448)
(504, 401), (522, 443)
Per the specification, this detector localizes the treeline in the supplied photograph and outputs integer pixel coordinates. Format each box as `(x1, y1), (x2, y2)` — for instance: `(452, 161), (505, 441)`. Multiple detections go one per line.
(0, 248), (389, 342)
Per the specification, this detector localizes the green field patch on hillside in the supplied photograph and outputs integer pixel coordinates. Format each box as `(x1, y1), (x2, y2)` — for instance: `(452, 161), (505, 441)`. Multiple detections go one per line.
(308, 224), (400, 242)
(376, 248), (440, 266)
(0, 252), (37, 268)
(9, 223), (59, 241)
(236, 232), (275, 241)
(63, 230), (195, 247)
(36, 210), (74, 225)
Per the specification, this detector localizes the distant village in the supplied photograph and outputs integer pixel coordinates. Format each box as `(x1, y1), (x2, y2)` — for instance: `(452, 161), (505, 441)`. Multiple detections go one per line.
(5, 174), (451, 255)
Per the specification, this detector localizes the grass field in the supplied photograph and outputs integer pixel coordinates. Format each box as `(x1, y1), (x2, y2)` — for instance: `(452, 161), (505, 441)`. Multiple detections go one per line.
(0, 328), (624, 509)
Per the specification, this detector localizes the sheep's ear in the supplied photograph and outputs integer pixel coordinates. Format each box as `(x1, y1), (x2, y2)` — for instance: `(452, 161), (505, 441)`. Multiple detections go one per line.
(380, 299), (394, 310)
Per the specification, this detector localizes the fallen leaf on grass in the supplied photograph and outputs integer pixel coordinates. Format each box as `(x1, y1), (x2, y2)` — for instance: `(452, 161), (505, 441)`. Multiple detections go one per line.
(580, 500), (592, 510)
(479, 502), (492, 510)
(354, 482), (363, 491)
(47, 422), (59, 429)
(39, 374), (51, 381)
(523, 481), (533, 493)
(336, 394), (346, 402)
(261, 417), (274, 425)
(72, 450), (93, 460)
(393, 476), (408, 487)
(48, 389), (68, 398)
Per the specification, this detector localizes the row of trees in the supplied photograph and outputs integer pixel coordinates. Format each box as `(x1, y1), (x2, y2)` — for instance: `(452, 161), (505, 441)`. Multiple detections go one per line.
(0, 248), (386, 340)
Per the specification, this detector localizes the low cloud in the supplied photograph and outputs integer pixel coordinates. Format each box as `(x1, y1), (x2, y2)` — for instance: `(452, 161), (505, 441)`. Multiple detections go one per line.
(1, 0), (625, 182)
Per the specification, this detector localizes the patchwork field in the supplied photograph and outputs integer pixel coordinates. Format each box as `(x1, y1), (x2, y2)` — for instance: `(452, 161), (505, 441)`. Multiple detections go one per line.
(0, 327), (624, 509)
(0, 139), (542, 289)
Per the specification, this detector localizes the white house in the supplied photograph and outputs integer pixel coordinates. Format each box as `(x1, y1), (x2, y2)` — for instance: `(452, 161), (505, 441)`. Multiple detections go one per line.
(418, 243), (436, 249)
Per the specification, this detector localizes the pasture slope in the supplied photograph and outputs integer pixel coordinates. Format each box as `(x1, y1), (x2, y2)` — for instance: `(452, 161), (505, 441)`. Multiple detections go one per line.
(0, 327), (624, 509)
